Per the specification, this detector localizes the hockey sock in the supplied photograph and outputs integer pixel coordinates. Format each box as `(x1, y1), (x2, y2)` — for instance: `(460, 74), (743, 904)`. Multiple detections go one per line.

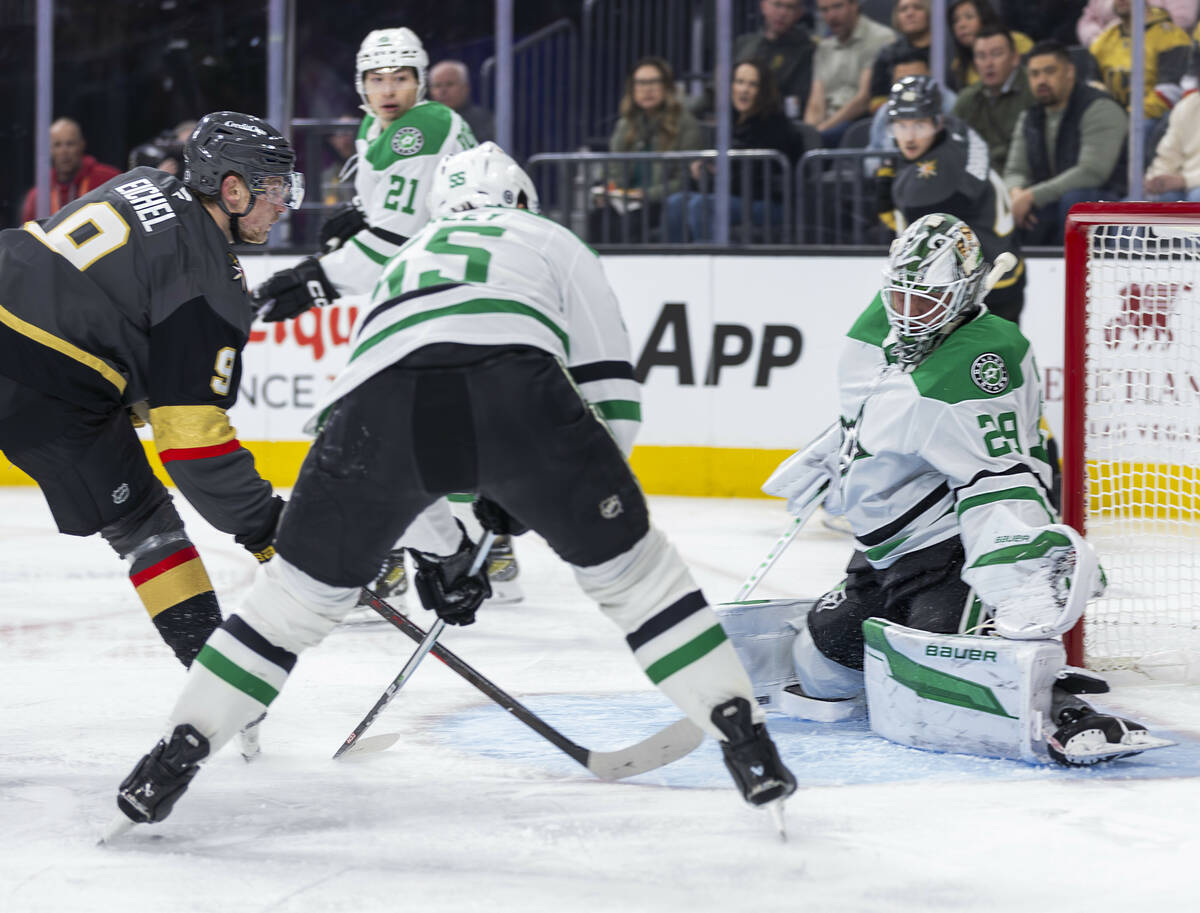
(575, 527), (762, 739)
(129, 539), (222, 667)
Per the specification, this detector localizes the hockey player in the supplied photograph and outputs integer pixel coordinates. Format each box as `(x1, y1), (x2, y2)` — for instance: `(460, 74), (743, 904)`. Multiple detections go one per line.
(0, 111), (299, 671)
(721, 214), (1171, 767)
(876, 75), (1026, 324)
(252, 27), (498, 606)
(111, 143), (796, 830)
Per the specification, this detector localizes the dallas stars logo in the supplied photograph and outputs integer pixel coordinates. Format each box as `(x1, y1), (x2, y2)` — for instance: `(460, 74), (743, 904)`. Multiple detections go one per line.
(970, 353), (1009, 394)
(915, 159), (938, 179)
(391, 126), (425, 156)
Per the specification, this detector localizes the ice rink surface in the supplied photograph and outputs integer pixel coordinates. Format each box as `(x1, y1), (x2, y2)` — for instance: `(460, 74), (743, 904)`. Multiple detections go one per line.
(3, 489), (1199, 913)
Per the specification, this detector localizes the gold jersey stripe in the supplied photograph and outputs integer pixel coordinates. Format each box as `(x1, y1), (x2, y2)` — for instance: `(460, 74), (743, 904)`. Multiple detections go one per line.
(0, 302), (127, 395)
(134, 558), (214, 618)
(149, 405), (237, 451)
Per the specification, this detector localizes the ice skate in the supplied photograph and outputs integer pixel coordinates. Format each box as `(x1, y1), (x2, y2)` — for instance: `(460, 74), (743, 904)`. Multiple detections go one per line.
(485, 534), (523, 604)
(346, 549), (408, 624)
(115, 724), (210, 827)
(1046, 707), (1174, 766)
(711, 697), (796, 807)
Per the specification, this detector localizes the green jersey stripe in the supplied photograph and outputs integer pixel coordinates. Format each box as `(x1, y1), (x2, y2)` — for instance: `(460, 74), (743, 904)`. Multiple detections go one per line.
(351, 297), (570, 362)
(195, 645), (279, 705)
(593, 400), (642, 422)
(351, 236), (391, 266)
(644, 624), (728, 684)
(957, 486), (1053, 521)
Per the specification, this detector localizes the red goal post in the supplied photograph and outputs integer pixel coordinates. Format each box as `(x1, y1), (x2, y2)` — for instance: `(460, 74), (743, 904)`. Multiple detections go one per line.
(1063, 202), (1200, 679)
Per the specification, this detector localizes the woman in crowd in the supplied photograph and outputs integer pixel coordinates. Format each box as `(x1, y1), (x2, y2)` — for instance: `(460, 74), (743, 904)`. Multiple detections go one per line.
(869, 0), (933, 111)
(948, 0), (1032, 90)
(591, 56), (701, 242)
(665, 59), (797, 242)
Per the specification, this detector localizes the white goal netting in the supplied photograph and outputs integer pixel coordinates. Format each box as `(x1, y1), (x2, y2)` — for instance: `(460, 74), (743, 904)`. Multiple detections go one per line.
(1081, 221), (1200, 680)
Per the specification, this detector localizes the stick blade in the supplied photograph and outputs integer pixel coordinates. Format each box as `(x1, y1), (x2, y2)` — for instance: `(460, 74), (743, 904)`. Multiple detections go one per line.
(334, 731), (402, 760)
(97, 813), (136, 845)
(585, 718), (706, 781)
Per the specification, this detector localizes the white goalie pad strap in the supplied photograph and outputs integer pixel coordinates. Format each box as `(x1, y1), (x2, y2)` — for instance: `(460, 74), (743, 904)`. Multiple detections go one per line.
(241, 557), (361, 655)
(761, 422), (843, 515)
(985, 524), (1104, 640)
(714, 599), (813, 712)
(862, 619), (1065, 762)
(399, 500), (464, 556)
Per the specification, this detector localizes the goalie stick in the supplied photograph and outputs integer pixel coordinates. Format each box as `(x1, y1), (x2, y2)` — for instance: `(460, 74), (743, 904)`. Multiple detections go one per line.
(332, 532), (495, 760)
(345, 588), (706, 779)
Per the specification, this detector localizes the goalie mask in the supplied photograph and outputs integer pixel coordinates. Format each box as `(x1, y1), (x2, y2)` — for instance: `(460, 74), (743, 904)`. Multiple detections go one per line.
(429, 142), (541, 218)
(882, 213), (985, 366)
(183, 112), (304, 216)
(355, 28), (428, 105)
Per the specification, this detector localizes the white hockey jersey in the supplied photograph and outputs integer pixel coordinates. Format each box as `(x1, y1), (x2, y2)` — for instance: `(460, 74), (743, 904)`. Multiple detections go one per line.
(319, 102), (477, 297)
(307, 207), (642, 454)
(831, 295), (1058, 606)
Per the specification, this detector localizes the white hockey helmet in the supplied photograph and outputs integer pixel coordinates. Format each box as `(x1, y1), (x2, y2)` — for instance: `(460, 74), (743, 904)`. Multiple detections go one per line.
(428, 142), (541, 218)
(355, 28), (428, 104)
(882, 213), (986, 365)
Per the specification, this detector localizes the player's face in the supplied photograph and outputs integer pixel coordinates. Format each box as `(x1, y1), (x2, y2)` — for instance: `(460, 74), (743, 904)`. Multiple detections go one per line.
(973, 34), (1017, 87)
(951, 2), (981, 48)
(887, 287), (953, 331)
(895, 0), (928, 37)
(364, 68), (420, 126)
(631, 64), (667, 110)
(732, 64), (761, 114)
(237, 186), (287, 245)
(891, 118), (937, 159)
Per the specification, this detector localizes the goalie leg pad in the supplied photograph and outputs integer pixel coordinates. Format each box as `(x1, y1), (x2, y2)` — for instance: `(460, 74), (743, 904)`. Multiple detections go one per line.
(862, 619), (1064, 762)
(714, 599), (814, 710)
(576, 528), (760, 740)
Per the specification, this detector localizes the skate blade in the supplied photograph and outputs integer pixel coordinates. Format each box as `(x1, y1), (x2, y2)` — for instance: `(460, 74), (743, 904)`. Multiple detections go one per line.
(97, 813), (136, 845)
(1062, 732), (1176, 764)
(768, 799), (789, 843)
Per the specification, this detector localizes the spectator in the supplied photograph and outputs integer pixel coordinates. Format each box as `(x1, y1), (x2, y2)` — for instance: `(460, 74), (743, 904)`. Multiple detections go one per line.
(805, 0), (896, 146)
(869, 0), (933, 111)
(20, 118), (121, 223)
(996, 0), (1088, 44)
(1078, 0), (1197, 46)
(592, 57), (701, 243)
(947, 0), (1033, 90)
(865, 48), (957, 169)
(1090, 1), (1193, 121)
(1004, 40), (1128, 244)
(666, 60), (796, 241)
(1141, 90), (1200, 200)
(952, 27), (1036, 173)
(733, 0), (818, 118)
(877, 75), (1026, 322)
(429, 60), (496, 142)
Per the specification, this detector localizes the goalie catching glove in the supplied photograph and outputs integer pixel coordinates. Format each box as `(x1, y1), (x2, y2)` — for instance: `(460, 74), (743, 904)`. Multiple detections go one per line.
(762, 421), (844, 515)
(252, 257), (337, 323)
(409, 521), (492, 626)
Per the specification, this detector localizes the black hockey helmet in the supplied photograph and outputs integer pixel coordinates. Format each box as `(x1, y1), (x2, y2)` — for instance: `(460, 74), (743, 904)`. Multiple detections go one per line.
(183, 111), (304, 215)
(886, 75), (943, 122)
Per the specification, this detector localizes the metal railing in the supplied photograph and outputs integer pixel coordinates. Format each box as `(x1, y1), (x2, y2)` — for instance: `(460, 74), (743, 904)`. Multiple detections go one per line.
(480, 18), (578, 161)
(283, 117), (360, 248)
(527, 148), (792, 246)
(795, 149), (889, 247)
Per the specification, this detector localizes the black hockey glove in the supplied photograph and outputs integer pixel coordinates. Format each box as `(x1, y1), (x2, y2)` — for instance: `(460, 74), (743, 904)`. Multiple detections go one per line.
(409, 523), (492, 626)
(235, 495), (285, 563)
(252, 257), (337, 323)
(318, 198), (368, 252)
(472, 497), (529, 537)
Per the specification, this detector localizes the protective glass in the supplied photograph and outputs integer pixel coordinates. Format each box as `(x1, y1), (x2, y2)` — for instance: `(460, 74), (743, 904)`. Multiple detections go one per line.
(254, 172), (305, 210)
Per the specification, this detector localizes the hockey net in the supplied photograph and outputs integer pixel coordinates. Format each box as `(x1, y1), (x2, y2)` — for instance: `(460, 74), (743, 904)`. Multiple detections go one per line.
(1064, 203), (1200, 681)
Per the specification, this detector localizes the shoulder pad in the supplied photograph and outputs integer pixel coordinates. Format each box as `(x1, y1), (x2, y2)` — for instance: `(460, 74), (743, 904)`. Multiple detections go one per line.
(364, 102), (454, 169)
(911, 314), (1030, 403)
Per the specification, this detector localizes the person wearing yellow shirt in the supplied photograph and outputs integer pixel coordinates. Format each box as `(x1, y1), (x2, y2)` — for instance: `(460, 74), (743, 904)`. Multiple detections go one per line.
(1090, 0), (1193, 119)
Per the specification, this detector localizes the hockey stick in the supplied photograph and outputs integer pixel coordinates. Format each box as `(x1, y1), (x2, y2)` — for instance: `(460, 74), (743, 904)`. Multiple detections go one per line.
(332, 532), (495, 760)
(349, 589), (706, 779)
(734, 480), (829, 602)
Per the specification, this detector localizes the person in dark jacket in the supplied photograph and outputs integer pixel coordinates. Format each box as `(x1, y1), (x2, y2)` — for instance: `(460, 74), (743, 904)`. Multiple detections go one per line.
(868, 0), (933, 111)
(734, 0), (818, 116)
(665, 60), (797, 241)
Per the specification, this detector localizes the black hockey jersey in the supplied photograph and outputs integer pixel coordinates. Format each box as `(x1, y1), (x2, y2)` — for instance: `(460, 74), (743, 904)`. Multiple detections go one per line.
(0, 167), (275, 538)
(884, 118), (1023, 292)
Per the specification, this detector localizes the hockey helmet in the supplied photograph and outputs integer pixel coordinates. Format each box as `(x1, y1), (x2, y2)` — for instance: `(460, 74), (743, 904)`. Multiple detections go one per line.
(428, 142), (540, 218)
(886, 75), (943, 122)
(356, 28), (428, 105)
(882, 213), (986, 365)
(183, 112), (304, 215)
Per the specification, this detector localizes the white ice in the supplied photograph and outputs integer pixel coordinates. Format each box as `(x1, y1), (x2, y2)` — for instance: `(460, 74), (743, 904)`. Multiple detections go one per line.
(2, 490), (1199, 913)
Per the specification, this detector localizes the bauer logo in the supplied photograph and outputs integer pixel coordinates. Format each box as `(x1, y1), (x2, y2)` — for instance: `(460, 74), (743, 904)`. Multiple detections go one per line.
(924, 645), (997, 662)
(970, 353), (1008, 394)
(392, 126), (425, 156)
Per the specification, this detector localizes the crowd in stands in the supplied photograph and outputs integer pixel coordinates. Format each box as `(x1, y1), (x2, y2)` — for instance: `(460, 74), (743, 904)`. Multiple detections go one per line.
(19, 0), (1200, 247)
